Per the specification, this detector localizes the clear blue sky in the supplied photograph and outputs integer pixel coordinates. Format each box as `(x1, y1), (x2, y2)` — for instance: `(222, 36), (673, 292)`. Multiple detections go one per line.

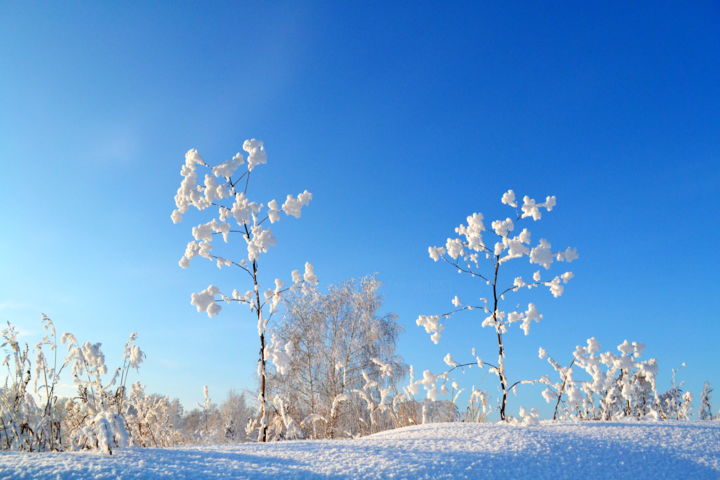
(1, 2), (718, 415)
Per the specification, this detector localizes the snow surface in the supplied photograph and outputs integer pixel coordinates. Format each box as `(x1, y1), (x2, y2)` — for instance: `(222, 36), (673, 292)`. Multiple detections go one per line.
(1, 422), (718, 479)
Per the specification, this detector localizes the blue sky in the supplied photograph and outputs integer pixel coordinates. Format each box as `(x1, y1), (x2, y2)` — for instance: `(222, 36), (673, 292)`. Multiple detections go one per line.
(1, 2), (718, 415)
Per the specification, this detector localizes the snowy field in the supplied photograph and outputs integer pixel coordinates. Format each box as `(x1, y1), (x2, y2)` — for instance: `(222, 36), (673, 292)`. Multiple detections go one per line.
(1, 422), (718, 480)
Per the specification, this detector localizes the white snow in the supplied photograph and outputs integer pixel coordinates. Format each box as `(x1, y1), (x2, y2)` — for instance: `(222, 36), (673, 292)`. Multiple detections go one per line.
(1, 422), (717, 479)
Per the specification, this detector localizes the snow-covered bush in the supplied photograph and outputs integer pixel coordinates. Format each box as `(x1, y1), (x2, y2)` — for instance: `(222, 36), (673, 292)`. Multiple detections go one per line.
(124, 382), (184, 447)
(178, 387), (254, 444)
(417, 190), (578, 420)
(220, 389), (254, 442)
(659, 366), (693, 420)
(539, 338), (699, 421)
(0, 316), (145, 453)
(171, 139), (316, 442)
(464, 387), (491, 422)
(0, 320), (46, 451)
(61, 331), (145, 453)
(181, 385), (224, 444)
(70, 411), (128, 454)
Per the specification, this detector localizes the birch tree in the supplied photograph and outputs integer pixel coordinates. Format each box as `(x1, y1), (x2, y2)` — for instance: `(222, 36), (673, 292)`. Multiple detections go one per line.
(267, 276), (405, 438)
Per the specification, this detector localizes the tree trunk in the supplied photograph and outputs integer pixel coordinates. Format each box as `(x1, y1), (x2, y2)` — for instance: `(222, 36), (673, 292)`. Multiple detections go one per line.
(492, 258), (509, 421)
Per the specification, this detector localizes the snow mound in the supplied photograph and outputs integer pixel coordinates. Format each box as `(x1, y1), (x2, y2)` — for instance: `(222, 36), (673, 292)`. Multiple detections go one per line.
(1, 421), (718, 479)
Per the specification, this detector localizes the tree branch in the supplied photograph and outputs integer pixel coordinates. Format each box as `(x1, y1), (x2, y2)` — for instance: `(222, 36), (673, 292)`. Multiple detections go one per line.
(445, 360), (498, 375)
(442, 257), (490, 282)
(498, 282), (544, 298)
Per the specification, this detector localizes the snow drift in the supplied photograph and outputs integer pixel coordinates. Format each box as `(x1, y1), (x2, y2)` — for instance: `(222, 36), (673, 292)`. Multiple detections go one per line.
(1, 421), (718, 479)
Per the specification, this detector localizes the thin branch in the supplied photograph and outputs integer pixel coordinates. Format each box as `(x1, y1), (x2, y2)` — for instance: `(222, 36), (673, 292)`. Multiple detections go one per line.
(209, 254), (253, 277)
(442, 257), (490, 282)
(229, 170), (249, 189)
(212, 202), (232, 212)
(433, 305), (489, 320)
(508, 379), (536, 392)
(243, 171), (251, 195)
(458, 239), (495, 256)
(222, 297), (252, 305)
(445, 360), (498, 375)
(498, 282), (544, 298)
(552, 358), (576, 420)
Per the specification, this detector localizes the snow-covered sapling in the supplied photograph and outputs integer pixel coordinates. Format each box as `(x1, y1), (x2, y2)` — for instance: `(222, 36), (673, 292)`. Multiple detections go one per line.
(537, 347), (575, 420)
(171, 139), (316, 442)
(418, 190), (578, 421)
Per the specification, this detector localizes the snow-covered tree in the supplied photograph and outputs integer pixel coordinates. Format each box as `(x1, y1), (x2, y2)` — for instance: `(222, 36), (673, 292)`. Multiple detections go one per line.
(171, 139), (316, 442)
(418, 190), (578, 420)
(268, 276), (406, 438)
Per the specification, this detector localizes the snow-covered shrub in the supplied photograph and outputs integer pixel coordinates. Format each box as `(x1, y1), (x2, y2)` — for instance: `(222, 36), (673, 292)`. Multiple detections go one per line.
(659, 367), (693, 420)
(0, 316), (79, 451)
(513, 407), (540, 425)
(61, 330), (145, 453)
(268, 395), (303, 440)
(0, 316), (145, 453)
(0, 320), (44, 451)
(220, 389), (254, 442)
(463, 387), (491, 422)
(178, 387), (254, 445)
(171, 140), (316, 442)
(267, 276), (407, 438)
(418, 190), (578, 420)
(179, 386), (236, 444)
(124, 382), (184, 447)
(71, 411), (128, 454)
(538, 338), (699, 421)
(536, 346), (576, 420)
(181, 385), (225, 444)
